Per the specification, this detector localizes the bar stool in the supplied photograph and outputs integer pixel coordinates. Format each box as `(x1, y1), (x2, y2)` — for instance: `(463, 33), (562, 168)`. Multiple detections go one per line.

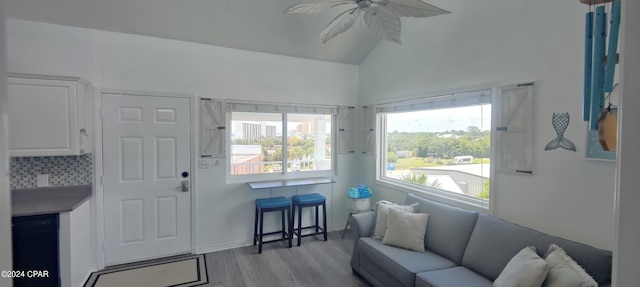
(254, 196), (292, 254)
(292, 193), (327, 246)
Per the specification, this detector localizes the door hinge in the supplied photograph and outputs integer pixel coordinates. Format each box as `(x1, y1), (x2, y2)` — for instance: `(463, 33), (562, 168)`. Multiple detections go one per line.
(100, 175), (104, 185)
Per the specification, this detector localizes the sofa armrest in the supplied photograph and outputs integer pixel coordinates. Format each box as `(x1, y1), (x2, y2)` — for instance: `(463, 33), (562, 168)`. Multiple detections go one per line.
(349, 211), (374, 272)
(350, 211), (375, 239)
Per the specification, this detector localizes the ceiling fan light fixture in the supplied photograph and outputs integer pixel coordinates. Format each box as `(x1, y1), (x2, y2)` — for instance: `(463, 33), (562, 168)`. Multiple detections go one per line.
(284, 0), (450, 44)
(357, 0), (372, 9)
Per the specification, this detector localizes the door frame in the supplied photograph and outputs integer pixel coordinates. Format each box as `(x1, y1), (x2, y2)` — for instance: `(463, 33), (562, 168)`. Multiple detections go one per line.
(94, 88), (198, 269)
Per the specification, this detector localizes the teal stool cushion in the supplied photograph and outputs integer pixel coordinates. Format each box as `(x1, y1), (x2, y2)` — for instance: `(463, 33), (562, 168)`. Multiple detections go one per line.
(256, 196), (291, 209)
(292, 193), (326, 205)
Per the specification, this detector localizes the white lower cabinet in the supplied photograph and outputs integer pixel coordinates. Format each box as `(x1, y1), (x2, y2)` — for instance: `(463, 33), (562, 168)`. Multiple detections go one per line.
(8, 73), (90, 157)
(59, 200), (95, 287)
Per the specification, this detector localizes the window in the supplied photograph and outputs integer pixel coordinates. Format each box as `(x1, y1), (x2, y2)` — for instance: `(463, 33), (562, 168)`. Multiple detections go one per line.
(377, 89), (492, 208)
(228, 102), (334, 177)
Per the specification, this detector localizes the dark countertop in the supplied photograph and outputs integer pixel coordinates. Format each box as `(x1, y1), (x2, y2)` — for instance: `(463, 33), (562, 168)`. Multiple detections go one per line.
(247, 177), (335, 190)
(11, 185), (92, 217)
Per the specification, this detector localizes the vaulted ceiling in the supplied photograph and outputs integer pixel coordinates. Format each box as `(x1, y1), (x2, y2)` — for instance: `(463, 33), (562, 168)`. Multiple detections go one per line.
(4, 0), (384, 64)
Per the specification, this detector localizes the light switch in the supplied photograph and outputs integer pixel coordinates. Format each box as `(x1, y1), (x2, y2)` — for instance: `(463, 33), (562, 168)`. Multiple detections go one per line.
(198, 159), (209, 169)
(37, 174), (49, 187)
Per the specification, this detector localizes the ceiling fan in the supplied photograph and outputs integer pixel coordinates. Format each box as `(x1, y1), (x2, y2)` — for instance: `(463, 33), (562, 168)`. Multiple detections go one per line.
(284, 0), (450, 44)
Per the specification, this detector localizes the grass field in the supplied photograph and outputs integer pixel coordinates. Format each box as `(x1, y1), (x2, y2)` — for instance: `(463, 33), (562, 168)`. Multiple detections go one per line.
(392, 157), (490, 170)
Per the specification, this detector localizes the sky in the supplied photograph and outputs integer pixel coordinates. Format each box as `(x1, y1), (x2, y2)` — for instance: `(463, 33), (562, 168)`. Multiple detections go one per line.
(386, 105), (492, 133)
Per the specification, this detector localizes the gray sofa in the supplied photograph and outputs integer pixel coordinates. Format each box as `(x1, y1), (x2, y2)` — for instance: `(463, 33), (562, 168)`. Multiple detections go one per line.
(349, 193), (612, 287)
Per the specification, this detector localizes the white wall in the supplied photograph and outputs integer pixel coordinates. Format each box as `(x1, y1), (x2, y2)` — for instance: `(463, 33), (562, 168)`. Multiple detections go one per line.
(0, 1), (14, 286)
(358, 0), (615, 249)
(6, 18), (360, 260)
(613, 0), (640, 286)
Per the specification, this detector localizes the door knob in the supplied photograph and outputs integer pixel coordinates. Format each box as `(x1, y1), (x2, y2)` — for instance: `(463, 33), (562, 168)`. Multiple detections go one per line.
(180, 180), (189, 192)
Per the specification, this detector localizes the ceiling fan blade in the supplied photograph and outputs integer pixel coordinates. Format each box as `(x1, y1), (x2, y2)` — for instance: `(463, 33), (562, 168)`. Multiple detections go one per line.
(378, 0), (450, 18)
(363, 8), (401, 44)
(284, 1), (356, 14)
(320, 8), (361, 43)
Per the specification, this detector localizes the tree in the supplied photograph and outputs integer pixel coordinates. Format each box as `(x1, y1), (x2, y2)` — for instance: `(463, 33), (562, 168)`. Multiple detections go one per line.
(401, 174), (443, 188)
(478, 179), (490, 199)
(387, 152), (398, 163)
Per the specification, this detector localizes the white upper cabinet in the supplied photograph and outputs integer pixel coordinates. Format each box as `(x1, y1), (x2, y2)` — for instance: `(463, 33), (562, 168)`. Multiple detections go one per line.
(8, 73), (90, 157)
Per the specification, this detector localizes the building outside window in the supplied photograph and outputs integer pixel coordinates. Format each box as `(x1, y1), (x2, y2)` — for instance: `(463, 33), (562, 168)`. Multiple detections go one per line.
(228, 104), (334, 177)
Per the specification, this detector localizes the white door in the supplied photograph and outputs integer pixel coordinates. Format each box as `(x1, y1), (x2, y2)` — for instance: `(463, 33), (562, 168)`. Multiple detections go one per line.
(102, 93), (192, 265)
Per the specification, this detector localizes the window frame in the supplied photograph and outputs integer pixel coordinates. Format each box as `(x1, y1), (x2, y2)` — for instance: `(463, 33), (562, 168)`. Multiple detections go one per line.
(374, 86), (496, 211)
(225, 101), (337, 183)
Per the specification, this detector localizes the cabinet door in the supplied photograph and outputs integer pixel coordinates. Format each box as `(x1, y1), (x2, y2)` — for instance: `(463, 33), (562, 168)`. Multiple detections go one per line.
(8, 77), (83, 156)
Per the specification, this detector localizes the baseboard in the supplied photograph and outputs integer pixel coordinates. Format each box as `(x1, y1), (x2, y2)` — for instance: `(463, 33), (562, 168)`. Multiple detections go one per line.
(195, 239), (253, 254)
(78, 270), (96, 287)
(195, 228), (348, 254)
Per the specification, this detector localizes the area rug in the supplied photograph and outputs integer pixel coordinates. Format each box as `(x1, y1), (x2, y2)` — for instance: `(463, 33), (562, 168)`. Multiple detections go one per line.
(84, 254), (208, 287)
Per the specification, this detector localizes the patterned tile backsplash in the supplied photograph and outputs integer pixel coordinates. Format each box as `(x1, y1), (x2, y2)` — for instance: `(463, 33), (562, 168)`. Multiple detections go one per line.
(10, 154), (93, 189)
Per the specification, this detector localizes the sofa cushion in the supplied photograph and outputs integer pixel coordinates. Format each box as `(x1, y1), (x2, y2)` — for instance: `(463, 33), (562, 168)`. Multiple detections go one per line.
(462, 214), (612, 284)
(372, 200), (419, 238)
(358, 237), (456, 287)
(415, 266), (493, 287)
(543, 244), (598, 287)
(382, 208), (429, 252)
(493, 246), (549, 287)
(405, 193), (479, 264)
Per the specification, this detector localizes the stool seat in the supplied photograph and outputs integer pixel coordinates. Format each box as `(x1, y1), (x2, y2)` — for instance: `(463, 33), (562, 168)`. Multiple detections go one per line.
(256, 196), (291, 209)
(292, 193), (326, 205)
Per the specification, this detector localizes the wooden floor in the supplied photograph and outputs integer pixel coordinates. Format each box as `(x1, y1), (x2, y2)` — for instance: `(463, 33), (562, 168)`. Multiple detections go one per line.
(202, 230), (370, 287)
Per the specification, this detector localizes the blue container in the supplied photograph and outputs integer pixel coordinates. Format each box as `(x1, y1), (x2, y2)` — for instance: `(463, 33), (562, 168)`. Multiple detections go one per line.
(357, 185), (372, 199)
(348, 188), (360, 199)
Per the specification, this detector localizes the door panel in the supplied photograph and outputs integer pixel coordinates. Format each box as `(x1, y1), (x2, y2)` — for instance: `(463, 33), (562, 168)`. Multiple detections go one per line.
(103, 93), (191, 265)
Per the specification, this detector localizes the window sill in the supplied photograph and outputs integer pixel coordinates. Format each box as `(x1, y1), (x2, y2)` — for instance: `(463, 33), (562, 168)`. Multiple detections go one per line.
(247, 177), (335, 190)
(376, 177), (490, 212)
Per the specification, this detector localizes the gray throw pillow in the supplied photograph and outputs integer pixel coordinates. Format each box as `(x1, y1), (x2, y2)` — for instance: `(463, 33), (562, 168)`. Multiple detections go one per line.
(493, 246), (549, 287)
(371, 201), (419, 238)
(542, 244), (598, 287)
(381, 208), (429, 252)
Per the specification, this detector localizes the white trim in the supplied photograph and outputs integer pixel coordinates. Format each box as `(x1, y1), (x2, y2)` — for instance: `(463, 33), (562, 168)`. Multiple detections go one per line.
(194, 224), (344, 255)
(94, 88), (197, 269)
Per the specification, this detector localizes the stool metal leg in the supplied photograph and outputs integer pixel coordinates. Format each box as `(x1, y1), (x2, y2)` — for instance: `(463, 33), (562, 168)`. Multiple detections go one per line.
(315, 205), (319, 233)
(281, 209), (286, 238)
(287, 206), (293, 248)
(254, 206), (259, 245)
(259, 209), (264, 254)
(322, 202), (328, 241)
(297, 205), (303, 246)
(341, 213), (353, 239)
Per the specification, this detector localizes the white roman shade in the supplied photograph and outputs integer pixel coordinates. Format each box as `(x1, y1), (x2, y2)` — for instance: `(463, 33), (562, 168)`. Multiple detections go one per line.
(200, 98), (225, 158)
(375, 89), (492, 113)
(226, 101), (337, 115)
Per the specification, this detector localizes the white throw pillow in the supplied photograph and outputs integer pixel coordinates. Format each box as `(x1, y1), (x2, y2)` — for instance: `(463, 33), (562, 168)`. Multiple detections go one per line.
(381, 208), (429, 252)
(493, 246), (549, 287)
(371, 201), (419, 238)
(542, 244), (598, 287)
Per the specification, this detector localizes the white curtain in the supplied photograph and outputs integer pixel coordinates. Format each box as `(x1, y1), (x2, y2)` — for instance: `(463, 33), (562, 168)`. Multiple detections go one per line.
(338, 106), (355, 154)
(200, 98), (225, 158)
(363, 105), (376, 156)
(495, 83), (535, 174)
